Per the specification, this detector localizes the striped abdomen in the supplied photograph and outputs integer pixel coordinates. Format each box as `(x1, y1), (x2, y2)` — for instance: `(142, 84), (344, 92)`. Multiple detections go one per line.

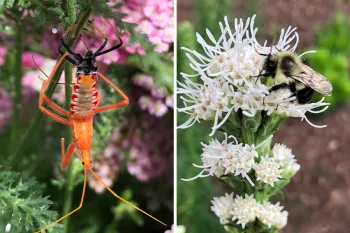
(70, 74), (99, 115)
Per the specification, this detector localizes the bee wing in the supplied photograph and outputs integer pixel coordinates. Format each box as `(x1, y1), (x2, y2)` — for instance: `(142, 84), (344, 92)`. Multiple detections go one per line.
(293, 64), (333, 96)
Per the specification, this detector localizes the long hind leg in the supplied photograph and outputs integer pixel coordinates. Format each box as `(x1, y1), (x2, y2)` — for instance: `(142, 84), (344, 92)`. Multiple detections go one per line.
(89, 169), (167, 226)
(35, 170), (87, 233)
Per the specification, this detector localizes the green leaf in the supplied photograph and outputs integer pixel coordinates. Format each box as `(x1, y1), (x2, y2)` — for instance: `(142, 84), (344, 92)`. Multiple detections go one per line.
(5, 0), (15, 8)
(0, 170), (62, 232)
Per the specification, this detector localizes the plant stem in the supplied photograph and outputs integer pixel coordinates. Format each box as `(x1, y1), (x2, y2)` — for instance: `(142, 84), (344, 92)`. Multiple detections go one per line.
(9, 7), (92, 167)
(241, 128), (255, 145)
(62, 63), (74, 233)
(11, 20), (24, 148)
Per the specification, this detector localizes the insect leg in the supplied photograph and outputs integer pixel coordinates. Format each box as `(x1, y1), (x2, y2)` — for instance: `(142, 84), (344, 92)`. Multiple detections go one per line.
(58, 45), (78, 65)
(94, 72), (129, 113)
(35, 170), (87, 233)
(89, 169), (167, 226)
(39, 53), (71, 125)
(94, 37), (123, 56)
(89, 18), (123, 56)
(61, 138), (78, 169)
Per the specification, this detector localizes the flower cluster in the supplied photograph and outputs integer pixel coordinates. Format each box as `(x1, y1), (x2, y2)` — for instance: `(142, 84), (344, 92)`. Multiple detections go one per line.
(118, 0), (174, 53)
(0, 44), (7, 65)
(132, 74), (173, 117)
(88, 112), (172, 192)
(183, 133), (300, 187)
(178, 15), (329, 136)
(211, 193), (288, 230)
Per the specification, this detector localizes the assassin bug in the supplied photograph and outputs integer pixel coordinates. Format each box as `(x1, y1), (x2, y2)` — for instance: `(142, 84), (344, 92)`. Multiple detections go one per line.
(36, 20), (166, 232)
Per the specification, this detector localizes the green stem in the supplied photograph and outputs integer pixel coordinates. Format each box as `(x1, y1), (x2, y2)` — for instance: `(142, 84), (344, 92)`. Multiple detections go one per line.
(241, 128), (255, 145)
(11, 20), (24, 148)
(62, 63), (74, 233)
(9, 7), (92, 167)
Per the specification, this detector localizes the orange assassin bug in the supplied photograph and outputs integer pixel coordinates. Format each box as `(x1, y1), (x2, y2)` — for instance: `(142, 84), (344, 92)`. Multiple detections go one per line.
(36, 20), (167, 232)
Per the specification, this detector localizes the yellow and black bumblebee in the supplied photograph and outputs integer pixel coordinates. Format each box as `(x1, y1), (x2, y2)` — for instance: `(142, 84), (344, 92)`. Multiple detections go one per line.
(257, 50), (332, 104)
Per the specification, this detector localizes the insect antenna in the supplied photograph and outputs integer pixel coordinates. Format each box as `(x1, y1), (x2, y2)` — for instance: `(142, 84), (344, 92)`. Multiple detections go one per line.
(79, 34), (90, 51)
(32, 54), (49, 79)
(32, 54), (72, 85)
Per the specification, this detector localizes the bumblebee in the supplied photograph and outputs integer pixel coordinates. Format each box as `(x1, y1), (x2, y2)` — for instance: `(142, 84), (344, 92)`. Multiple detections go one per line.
(257, 51), (332, 104)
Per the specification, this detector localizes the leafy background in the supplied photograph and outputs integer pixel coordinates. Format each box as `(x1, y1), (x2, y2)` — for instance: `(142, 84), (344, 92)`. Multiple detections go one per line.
(0, 1), (173, 233)
(177, 0), (350, 233)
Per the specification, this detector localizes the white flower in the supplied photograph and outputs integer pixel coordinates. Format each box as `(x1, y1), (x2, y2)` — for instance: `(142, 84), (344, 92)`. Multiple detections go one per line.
(178, 14), (330, 135)
(181, 134), (229, 181)
(231, 194), (259, 229)
(177, 75), (234, 132)
(254, 155), (283, 187)
(182, 134), (273, 187)
(272, 143), (301, 175)
(257, 201), (288, 229)
(272, 143), (295, 165)
(211, 193), (235, 224)
(265, 90), (330, 128)
(211, 194), (288, 230)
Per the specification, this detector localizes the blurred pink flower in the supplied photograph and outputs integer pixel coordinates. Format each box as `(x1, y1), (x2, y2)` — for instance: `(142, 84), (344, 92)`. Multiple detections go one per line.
(125, 43), (146, 56)
(139, 96), (152, 110)
(22, 52), (45, 68)
(89, 109), (173, 189)
(132, 73), (170, 117)
(115, 0), (174, 53)
(132, 74), (154, 90)
(149, 100), (168, 117)
(0, 87), (13, 132)
(0, 45), (7, 65)
(22, 70), (43, 92)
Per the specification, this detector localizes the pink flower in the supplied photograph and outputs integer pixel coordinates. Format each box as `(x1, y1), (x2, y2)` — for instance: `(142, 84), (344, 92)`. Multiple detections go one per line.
(117, 0), (174, 53)
(96, 48), (121, 65)
(136, 20), (156, 36)
(0, 45), (7, 65)
(125, 43), (146, 56)
(22, 52), (45, 68)
(0, 87), (13, 132)
(132, 74), (154, 90)
(93, 17), (118, 41)
(165, 96), (174, 108)
(155, 42), (170, 53)
(149, 100), (168, 117)
(139, 96), (152, 110)
(22, 71), (44, 92)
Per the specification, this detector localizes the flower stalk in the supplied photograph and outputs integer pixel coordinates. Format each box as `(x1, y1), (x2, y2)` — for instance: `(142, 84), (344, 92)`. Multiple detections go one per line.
(10, 19), (24, 148)
(62, 62), (74, 233)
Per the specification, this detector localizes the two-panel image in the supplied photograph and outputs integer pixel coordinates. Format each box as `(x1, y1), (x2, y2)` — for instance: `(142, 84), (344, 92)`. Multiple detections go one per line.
(0, 1), (348, 233)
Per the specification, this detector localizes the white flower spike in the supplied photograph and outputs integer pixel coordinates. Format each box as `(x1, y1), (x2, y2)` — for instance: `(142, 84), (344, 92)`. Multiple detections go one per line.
(178, 15), (330, 135)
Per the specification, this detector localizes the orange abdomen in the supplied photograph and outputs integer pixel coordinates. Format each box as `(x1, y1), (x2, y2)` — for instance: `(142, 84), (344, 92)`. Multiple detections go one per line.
(72, 116), (94, 140)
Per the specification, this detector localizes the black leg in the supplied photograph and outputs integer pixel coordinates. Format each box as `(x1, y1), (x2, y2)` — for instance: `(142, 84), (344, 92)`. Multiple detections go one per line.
(58, 45), (78, 65)
(94, 38), (108, 55)
(95, 37), (123, 56)
(60, 38), (82, 58)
